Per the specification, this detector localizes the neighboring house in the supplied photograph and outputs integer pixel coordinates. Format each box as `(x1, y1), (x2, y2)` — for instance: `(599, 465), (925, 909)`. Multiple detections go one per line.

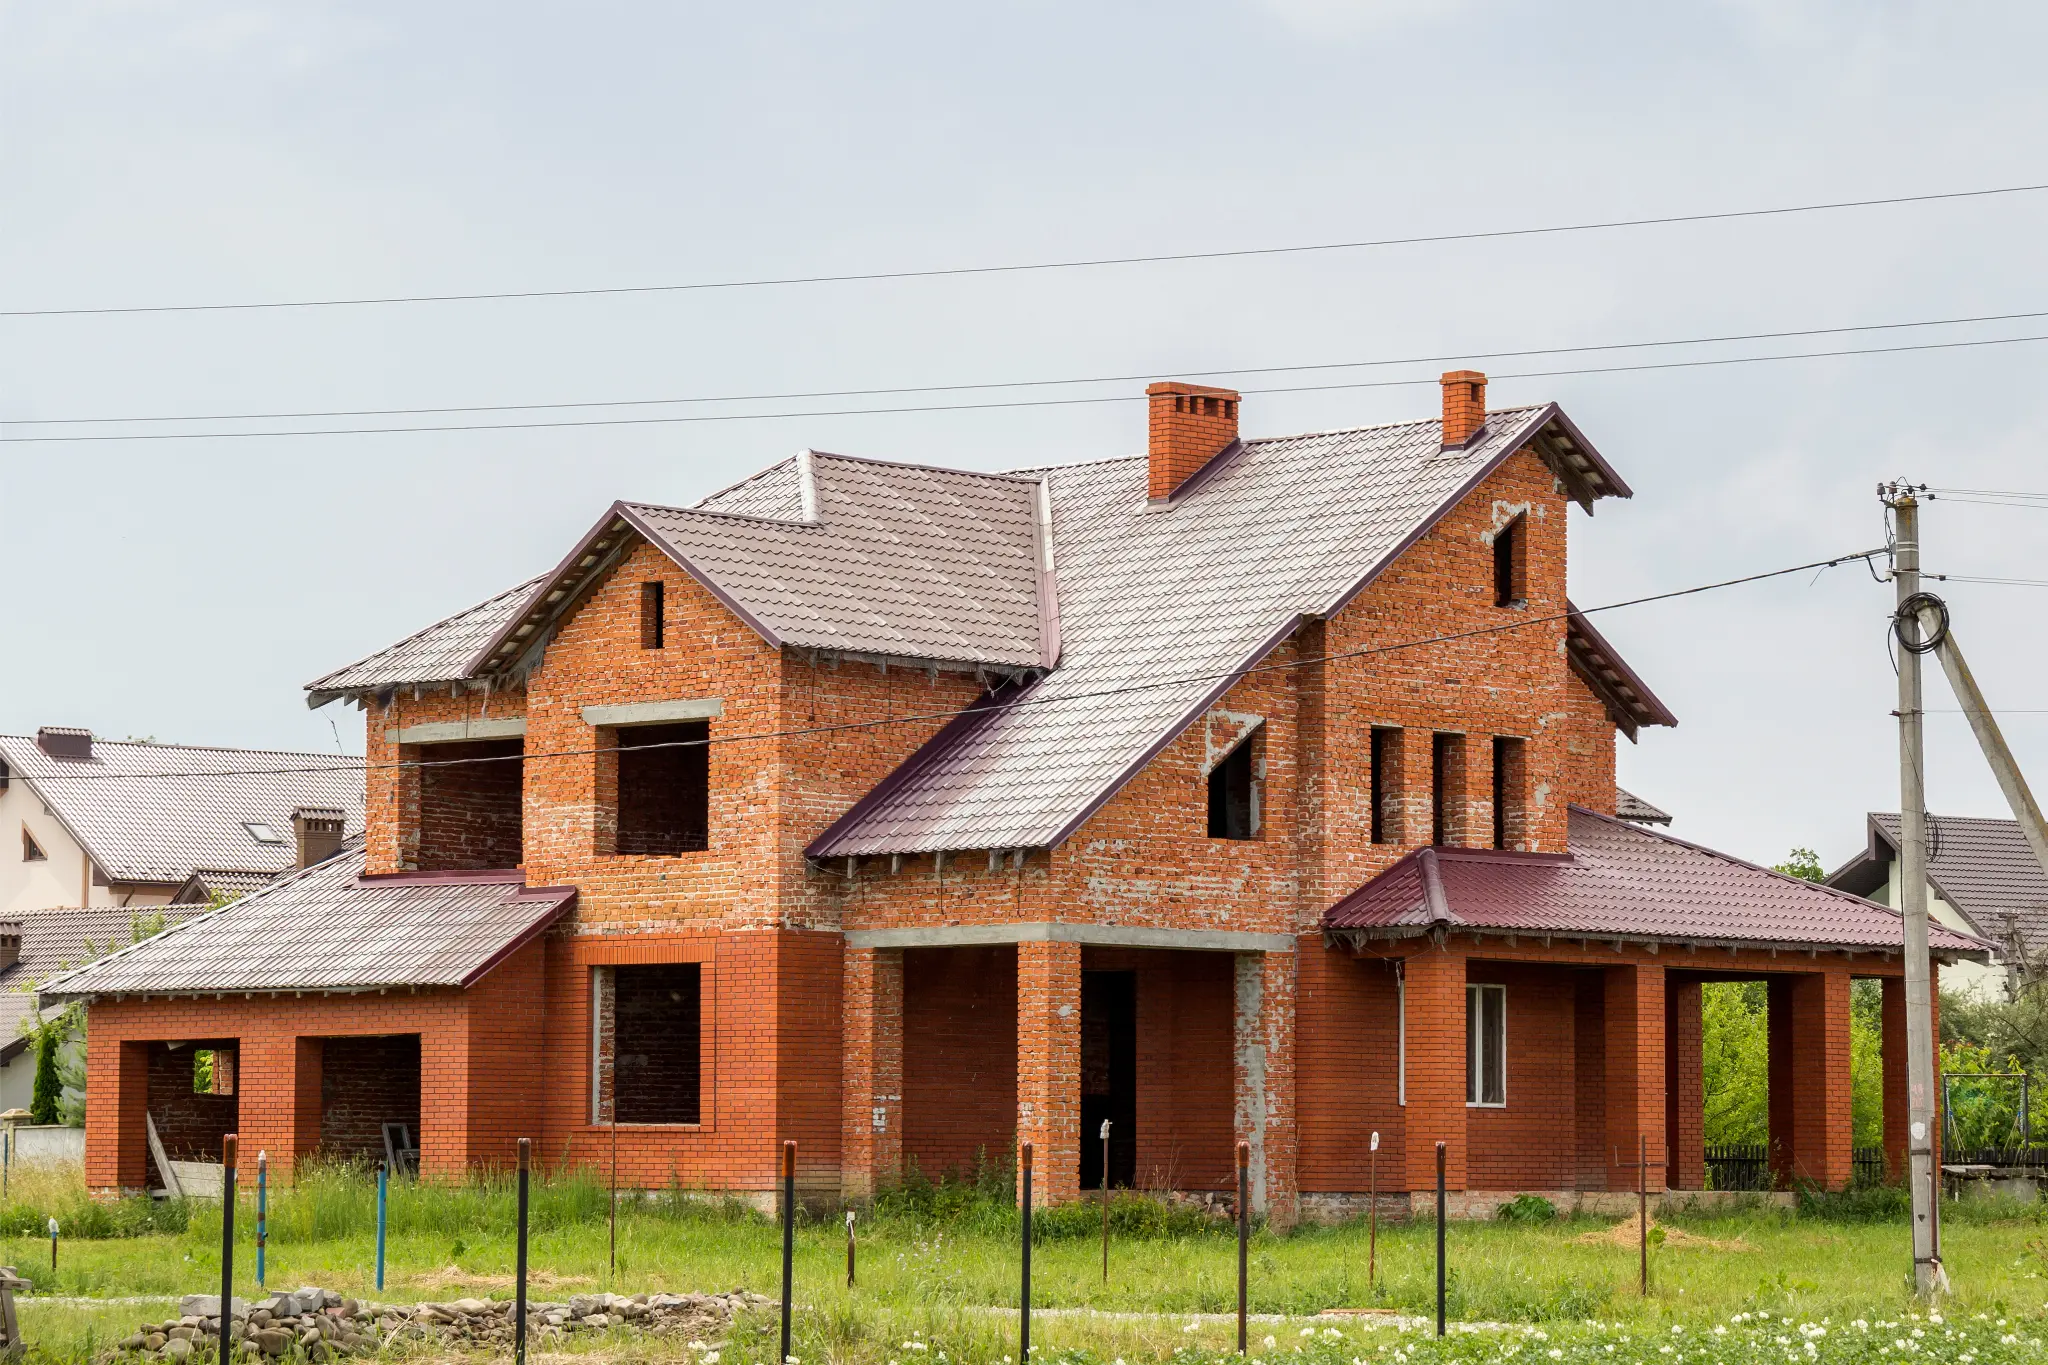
(0, 729), (365, 916)
(1615, 789), (1672, 826)
(1827, 813), (2048, 1001)
(47, 372), (1987, 1215)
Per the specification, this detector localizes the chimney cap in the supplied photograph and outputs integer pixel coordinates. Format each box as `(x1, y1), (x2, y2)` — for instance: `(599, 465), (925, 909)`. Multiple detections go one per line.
(292, 807), (347, 826)
(1145, 380), (1242, 399)
(36, 727), (94, 761)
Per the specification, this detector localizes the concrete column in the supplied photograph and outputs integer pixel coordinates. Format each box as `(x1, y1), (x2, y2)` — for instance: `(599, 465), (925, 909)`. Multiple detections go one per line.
(1882, 975), (1909, 1180)
(1233, 952), (1299, 1223)
(1016, 939), (1082, 1205)
(1603, 962), (1666, 1192)
(86, 1035), (151, 1192)
(1401, 945), (1468, 1200)
(1770, 970), (1854, 1190)
(1665, 976), (1705, 1190)
(841, 946), (905, 1198)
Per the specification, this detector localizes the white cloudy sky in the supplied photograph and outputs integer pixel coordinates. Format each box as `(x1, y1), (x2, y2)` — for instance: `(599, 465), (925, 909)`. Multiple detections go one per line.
(3, 0), (2045, 871)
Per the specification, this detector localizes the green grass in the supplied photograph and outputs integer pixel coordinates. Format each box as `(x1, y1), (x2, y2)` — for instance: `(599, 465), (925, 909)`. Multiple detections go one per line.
(0, 1165), (2042, 1362)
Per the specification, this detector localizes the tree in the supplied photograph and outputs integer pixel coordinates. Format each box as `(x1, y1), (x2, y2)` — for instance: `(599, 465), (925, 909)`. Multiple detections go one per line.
(1773, 847), (1826, 882)
(29, 1029), (60, 1125)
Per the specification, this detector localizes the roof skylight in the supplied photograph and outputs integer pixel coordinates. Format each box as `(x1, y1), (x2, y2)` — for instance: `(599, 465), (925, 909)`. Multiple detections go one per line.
(243, 822), (285, 845)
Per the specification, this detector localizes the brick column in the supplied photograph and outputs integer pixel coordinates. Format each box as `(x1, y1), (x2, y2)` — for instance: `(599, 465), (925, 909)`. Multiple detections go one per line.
(87, 1034), (150, 1192)
(1401, 946), (1468, 1199)
(1665, 976), (1705, 1190)
(231, 1032), (322, 1181)
(1603, 962), (1666, 1192)
(1881, 975), (1908, 1180)
(1233, 952), (1299, 1223)
(841, 946), (904, 1198)
(1770, 970), (1853, 1189)
(1017, 939), (1081, 1205)
(1767, 977), (1795, 1189)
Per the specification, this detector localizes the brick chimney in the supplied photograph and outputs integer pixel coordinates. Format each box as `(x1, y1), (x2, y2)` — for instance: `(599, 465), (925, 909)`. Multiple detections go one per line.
(1440, 370), (1488, 448)
(292, 807), (346, 870)
(1146, 381), (1241, 502)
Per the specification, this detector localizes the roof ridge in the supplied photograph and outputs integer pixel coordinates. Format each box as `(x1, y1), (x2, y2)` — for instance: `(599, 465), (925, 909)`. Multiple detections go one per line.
(0, 735), (366, 762)
(801, 448), (1046, 484)
(691, 454), (797, 509)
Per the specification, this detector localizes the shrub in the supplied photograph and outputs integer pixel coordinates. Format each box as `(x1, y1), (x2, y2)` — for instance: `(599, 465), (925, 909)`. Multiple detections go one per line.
(1495, 1194), (1557, 1223)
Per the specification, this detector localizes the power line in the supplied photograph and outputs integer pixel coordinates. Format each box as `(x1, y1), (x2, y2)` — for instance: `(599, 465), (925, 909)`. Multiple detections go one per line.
(10, 330), (2048, 444)
(7, 182), (2045, 319)
(1926, 573), (2048, 587)
(15, 306), (2048, 428)
(25, 547), (1883, 784)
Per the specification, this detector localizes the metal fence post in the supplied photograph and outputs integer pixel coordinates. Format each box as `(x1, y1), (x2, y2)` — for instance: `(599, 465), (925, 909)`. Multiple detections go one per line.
(375, 1163), (388, 1292)
(220, 1134), (239, 1340)
(1236, 1139), (1249, 1356)
(515, 1139), (530, 1365)
(845, 1209), (856, 1288)
(1367, 1132), (1379, 1289)
(255, 1151), (268, 1289)
(1020, 1140), (1034, 1362)
(1100, 1119), (1111, 1283)
(1434, 1141), (1446, 1339)
(780, 1141), (796, 1365)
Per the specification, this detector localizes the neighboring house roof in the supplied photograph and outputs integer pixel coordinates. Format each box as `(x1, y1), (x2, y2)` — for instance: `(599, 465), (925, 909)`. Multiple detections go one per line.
(1828, 813), (2048, 961)
(0, 906), (200, 1061)
(40, 848), (575, 1002)
(810, 406), (1643, 855)
(0, 734), (365, 887)
(1615, 789), (1673, 825)
(170, 869), (277, 904)
(1324, 806), (1991, 960)
(305, 575), (547, 706)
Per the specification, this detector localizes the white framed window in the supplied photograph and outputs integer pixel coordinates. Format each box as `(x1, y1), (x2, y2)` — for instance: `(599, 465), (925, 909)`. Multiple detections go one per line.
(1466, 983), (1506, 1107)
(1396, 971), (1407, 1106)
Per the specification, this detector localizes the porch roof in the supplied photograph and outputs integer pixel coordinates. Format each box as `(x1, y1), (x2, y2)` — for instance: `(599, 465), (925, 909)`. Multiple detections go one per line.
(38, 848), (574, 1002)
(1323, 806), (1993, 961)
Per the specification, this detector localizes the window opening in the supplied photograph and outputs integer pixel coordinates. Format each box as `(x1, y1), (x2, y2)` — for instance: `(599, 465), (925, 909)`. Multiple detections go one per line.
(1493, 516), (1525, 606)
(243, 822), (284, 845)
(1431, 733), (1465, 847)
(1370, 727), (1402, 845)
(601, 963), (703, 1124)
(1492, 736), (1526, 851)
(616, 722), (710, 854)
(21, 827), (45, 862)
(1206, 730), (1260, 840)
(640, 581), (665, 649)
(414, 737), (524, 870)
(193, 1047), (236, 1096)
(1467, 983), (1506, 1106)
(1079, 970), (1137, 1189)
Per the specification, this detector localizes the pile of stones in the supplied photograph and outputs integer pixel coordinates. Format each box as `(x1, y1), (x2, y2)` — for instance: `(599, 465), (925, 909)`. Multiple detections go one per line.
(114, 1285), (768, 1359)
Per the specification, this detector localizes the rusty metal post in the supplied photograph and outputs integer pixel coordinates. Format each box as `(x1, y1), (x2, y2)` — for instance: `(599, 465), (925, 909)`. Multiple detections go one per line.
(1368, 1131), (1380, 1289)
(515, 1139), (531, 1365)
(1639, 1134), (1649, 1295)
(845, 1209), (856, 1288)
(1434, 1141), (1446, 1338)
(220, 1134), (239, 1337)
(780, 1141), (796, 1365)
(1020, 1140), (1034, 1362)
(1100, 1119), (1111, 1282)
(610, 1113), (620, 1276)
(1236, 1139), (1249, 1355)
(255, 1151), (268, 1289)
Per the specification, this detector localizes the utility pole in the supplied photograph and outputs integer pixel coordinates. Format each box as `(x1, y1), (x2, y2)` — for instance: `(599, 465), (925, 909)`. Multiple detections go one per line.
(1882, 481), (1944, 1296)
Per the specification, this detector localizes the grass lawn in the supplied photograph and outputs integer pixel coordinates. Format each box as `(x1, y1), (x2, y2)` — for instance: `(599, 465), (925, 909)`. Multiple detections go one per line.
(0, 1165), (2042, 1363)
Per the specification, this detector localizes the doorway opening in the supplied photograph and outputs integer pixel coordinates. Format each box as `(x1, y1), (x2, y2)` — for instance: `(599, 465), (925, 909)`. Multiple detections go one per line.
(1080, 970), (1137, 1190)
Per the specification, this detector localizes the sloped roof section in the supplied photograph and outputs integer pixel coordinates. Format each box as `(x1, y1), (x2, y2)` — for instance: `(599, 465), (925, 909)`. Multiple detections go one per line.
(39, 849), (573, 1001)
(1325, 806), (1990, 960)
(1836, 813), (2048, 958)
(1567, 606), (1678, 741)
(811, 405), (1617, 855)
(0, 906), (203, 1060)
(306, 576), (547, 704)
(0, 735), (364, 886)
(467, 452), (1054, 676)
(1615, 789), (1673, 825)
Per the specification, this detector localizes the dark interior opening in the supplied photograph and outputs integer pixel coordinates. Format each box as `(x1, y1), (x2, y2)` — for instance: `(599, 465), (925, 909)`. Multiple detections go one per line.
(1079, 970), (1137, 1190)
(320, 1034), (423, 1164)
(1431, 732), (1465, 847)
(616, 723), (710, 855)
(1370, 726), (1401, 845)
(146, 1040), (238, 1163)
(1493, 516), (1524, 606)
(1206, 735), (1257, 840)
(640, 581), (665, 649)
(416, 738), (524, 870)
(614, 962), (703, 1123)
(1492, 736), (1525, 850)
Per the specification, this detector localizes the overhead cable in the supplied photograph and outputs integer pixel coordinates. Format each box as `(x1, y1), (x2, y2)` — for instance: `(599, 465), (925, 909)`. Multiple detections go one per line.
(6, 181), (2045, 319)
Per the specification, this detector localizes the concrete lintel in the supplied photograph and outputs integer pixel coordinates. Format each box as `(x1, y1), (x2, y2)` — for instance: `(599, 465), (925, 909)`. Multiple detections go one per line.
(843, 923), (1297, 953)
(581, 698), (724, 727)
(384, 718), (528, 744)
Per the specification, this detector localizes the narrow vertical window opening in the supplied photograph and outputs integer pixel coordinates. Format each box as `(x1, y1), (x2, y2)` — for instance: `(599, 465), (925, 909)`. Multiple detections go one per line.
(1493, 516), (1525, 607)
(1370, 727), (1402, 845)
(1466, 983), (1506, 1106)
(1206, 730), (1261, 840)
(1492, 736), (1526, 851)
(640, 581), (665, 649)
(1431, 733), (1465, 847)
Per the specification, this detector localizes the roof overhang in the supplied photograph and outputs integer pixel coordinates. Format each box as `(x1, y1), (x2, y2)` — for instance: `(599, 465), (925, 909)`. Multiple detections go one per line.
(1566, 604), (1679, 741)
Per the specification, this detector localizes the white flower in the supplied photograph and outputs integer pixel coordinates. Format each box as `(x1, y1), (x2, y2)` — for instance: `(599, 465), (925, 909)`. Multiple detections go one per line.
(1713, 1327), (1727, 1337)
(1184, 1323), (1202, 1334)
(2000, 1335), (2018, 1345)
(1547, 1351), (1562, 1360)
(1302, 1328), (1315, 1338)
(1324, 1329), (1345, 1340)
(1264, 1336), (1278, 1350)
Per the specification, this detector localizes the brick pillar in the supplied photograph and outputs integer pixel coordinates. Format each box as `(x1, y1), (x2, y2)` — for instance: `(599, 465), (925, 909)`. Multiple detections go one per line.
(1767, 977), (1794, 1189)
(1770, 970), (1854, 1189)
(841, 946), (905, 1198)
(87, 1034), (151, 1192)
(229, 1032), (320, 1181)
(1017, 939), (1081, 1205)
(1401, 946), (1468, 1199)
(1233, 952), (1298, 1223)
(1603, 962), (1666, 1192)
(1881, 975), (1908, 1180)
(1665, 977), (1705, 1190)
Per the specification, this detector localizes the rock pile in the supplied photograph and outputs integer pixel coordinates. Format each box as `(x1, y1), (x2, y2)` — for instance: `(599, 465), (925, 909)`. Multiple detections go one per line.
(114, 1285), (768, 1359)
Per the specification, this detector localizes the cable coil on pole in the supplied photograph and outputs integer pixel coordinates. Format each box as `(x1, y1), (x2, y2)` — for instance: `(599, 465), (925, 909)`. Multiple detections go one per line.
(1892, 591), (1949, 655)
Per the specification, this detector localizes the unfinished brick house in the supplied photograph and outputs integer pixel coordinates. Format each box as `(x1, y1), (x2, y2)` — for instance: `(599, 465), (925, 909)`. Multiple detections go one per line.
(49, 372), (1988, 1216)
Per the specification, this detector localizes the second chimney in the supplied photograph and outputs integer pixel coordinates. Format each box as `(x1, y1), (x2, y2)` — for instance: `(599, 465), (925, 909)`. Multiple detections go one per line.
(1146, 381), (1241, 502)
(292, 807), (346, 870)
(1440, 370), (1488, 448)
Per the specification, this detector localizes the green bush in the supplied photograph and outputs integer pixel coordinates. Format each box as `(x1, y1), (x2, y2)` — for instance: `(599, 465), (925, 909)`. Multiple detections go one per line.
(1494, 1194), (1557, 1223)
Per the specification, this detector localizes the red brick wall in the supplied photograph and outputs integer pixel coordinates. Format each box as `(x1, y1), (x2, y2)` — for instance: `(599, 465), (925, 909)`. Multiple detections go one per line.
(1466, 962), (1577, 1190)
(1297, 949), (1406, 1193)
(1082, 947), (1237, 1192)
(902, 946), (1017, 1183)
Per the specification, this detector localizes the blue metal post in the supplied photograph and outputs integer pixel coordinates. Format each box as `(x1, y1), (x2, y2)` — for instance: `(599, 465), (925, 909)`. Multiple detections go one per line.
(375, 1163), (388, 1292)
(255, 1151), (268, 1288)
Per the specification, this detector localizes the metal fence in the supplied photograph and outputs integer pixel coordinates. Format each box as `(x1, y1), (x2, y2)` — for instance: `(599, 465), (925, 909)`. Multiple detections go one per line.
(1704, 1144), (1772, 1191)
(1945, 1145), (2048, 1171)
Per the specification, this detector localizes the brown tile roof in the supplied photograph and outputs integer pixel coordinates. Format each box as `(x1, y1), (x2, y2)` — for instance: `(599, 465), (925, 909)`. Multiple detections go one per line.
(0, 734), (364, 886)
(1615, 789), (1672, 825)
(39, 849), (574, 1001)
(0, 906), (203, 1059)
(1830, 813), (2048, 959)
(1323, 806), (1991, 960)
